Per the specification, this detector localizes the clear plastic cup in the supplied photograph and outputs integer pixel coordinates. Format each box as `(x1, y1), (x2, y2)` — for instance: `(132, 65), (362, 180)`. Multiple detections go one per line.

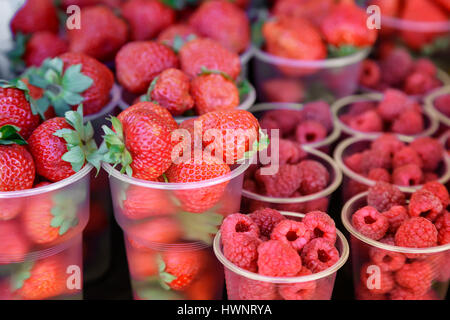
(425, 85), (450, 134)
(332, 93), (439, 141)
(342, 191), (450, 300)
(252, 46), (370, 102)
(248, 102), (341, 154)
(241, 147), (342, 213)
(334, 136), (450, 201)
(117, 80), (256, 124)
(213, 211), (349, 300)
(240, 46), (254, 79)
(0, 165), (92, 300)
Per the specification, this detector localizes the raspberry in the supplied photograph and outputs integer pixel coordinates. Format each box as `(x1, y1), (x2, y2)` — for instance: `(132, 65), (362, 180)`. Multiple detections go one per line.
(302, 211), (336, 244)
(270, 138), (306, 165)
(243, 178), (257, 193)
(434, 94), (450, 117)
(295, 120), (327, 145)
(301, 238), (339, 273)
(249, 208), (285, 239)
(347, 101), (377, 116)
(390, 287), (435, 300)
(422, 181), (449, 209)
(395, 261), (433, 295)
(303, 197), (329, 213)
(255, 164), (303, 197)
(395, 217), (438, 248)
(413, 58), (437, 76)
(403, 72), (436, 95)
(301, 101), (333, 131)
(355, 284), (387, 300)
(344, 152), (363, 173)
(270, 219), (310, 251)
(422, 171), (439, 183)
(347, 110), (383, 133)
(238, 278), (279, 300)
(391, 164), (423, 187)
(223, 233), (260, 272)
(220, 213), (260, 242)
(368, 168), (390, 183)
(278, 267), (317, 300)
(359, 263), (395, 295)
(369, 239), (406, 272)
(435, 211), (450, 245)
(360, 149), (391, 175)
(367, 182), (406, 212)
(275, 192), (306, 213)
(376, 89), (416, 121)
(261, 109), (303, 136)
(297, 160), (329, 195)
(408, 189), (443, 221)
(391, 109), (424, 135)
(410, 137), (444, 171)
(382, 205), (409, 234)
(359, 59), (381, 88)
(380, 48), (413, 86)
(352, 206), (389, 240)
(371, 134), (405, 156)
(257, 240), (302, 277)
(392, 147), (423, 169)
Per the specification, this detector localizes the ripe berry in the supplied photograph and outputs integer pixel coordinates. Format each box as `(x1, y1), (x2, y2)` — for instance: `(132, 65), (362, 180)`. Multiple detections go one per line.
(301, 238), (339, 273)
(367, 182), (406, 213)
(352, 206), (389, 240)
(395, 217), (438, 248)
(408, 189), (443, 221)
(257, 240), (302, 277)
(302, 211), (336, 244)
(270, 220), (310, 251)
(249, 208), (285, 239)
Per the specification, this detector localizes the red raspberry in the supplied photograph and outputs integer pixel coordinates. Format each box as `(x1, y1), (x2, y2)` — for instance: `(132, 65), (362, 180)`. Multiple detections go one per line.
(391, 109), (424, 135)
(368, 168), (391, 183)
(410, 137), (444, 171)
(301, 101), (333, 132)
(395, 261), (433, 295)
(295, 120), (327, 145)
(392, 147), (423, 169)
(238, 278), (279, 300)
(395, 217), (438, 248)
(344, 152), (363, 173)
(434, 94), (450, 116)
(359, 59), (381, 88)
(369, 238), (406, 272)
(435, 211), (450, 245)
(367, 182), (406, 213)
(220, 213), (260, 242)
(278, 267), (317, 300)
(376, 89), (417, 121)
(371, 134), (405, 156)
(352, 206), (389, 240)
(382, 206), (409, 234)
(403, 71), (437, 95)
(257, 240), (302, 277)
(255, 164), (303, 197)
(301, 238), (339, 273)
(275, 192), (306, 213)
(360, 149), (391, 175)
(302, 211), (336, 244)
(347, 101), (377, 116)
(297, 160), (329, 195)
(243, 178), (257, 193)
(390, 287), (435, 300)
(347, 110), (383, 133)
(270, 138), (306, 165)
(270, 219), (311, 251)
(422, 171), (439, 183)
(380, 49), (413, 86)
(391, 164), (423, 187)
(408, 189), (443, 221)
(223, 233), (261, 272)
(359, 263), (395, 295)
(303, 197), (329, 213)
(249, 208), (285, 239)
(413, 58), (437, 76)
(355, 284), (387, 300)
(261, 109), (303, 136)
(422, 181), (449, 209)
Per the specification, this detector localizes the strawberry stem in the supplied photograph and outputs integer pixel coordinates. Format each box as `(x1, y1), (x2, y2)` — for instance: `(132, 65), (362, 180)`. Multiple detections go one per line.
(0, 125), (27, 145)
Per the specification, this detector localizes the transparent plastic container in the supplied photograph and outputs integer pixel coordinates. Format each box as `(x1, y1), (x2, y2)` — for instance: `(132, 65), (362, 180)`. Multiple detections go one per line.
(332, 93), (439, 141)
(248, 102), (341, 154)
(252, 46), (370, 102)
(118, 80), (256, 124)
(425, 85), (450, 134)
(0, 165), (92, 300)
(213, 211), (349, 300)
(342, 191), (450, 300)
(240, 46), (254, 79)
(334, 136), (450, 201)
(241, 147), (342, 214)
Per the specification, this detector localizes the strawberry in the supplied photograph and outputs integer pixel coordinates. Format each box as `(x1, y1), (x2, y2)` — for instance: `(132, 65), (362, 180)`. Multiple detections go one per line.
(433, 0), (450, 12)
(121, 0), (175, 41)
(116, 41), (179, 94)
(0, 125), (35, 191)
(117, 101), (178, 131)
(28, 106), (102, 182)
(320, 2), (378, 48)
(0, 221), (30, 264)
(67, 6), (128, 61)
(179, 38), (241, 80)
(262, 78), (305, 103)
(185, 259), (222, 299)
(157, 24), (199, 48)
(127, 217), (183, 245)
(23, 32), (68, 67)
(61, 0), (100, 7)
(368, 0), (400, 17)
(190, 70), (239, 115)
(126, 246), (158, 280)
(188, 1), (250, 54)
(272, 0), (334, 26)
(0, 197), (22, 221)
(10, 0), (59, 35)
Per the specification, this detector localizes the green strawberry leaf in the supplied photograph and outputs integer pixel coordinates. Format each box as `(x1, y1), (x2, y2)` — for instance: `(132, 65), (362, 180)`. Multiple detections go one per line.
(238, 79), (251, 100)
(327, 44), (360, 58)
(251, 10), (270, 48)
(50, 186), (85, 235)
(7, 32), (30, 74)
(10, 261), (34, 291)
(177, 211), (224, 245)
(421, 35), (450, 56)
(136, 286), (184, 300)
(62, 64), (94, 93)
(0, 125), (27, 145)
(236, 128), (270, 164)
(198, 66), (233, 81)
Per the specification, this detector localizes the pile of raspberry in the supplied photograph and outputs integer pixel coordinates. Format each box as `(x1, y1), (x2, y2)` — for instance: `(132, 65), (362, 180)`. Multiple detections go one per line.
(343, 134), (445, 187)
(339, 89), (427, 135)
(220, 209), (339, 300)
(433, 93), (450, 118)
(359, 48), (442, 96)
(352, 181), (450, 300)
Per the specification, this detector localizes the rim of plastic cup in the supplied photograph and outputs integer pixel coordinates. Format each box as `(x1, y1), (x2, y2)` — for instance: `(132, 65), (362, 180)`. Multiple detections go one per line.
(0, 164), (93, 199)
(333, 135), (450, 192)
(126, 233), (212, 252)
(84, 83), (121, 122)
(240, 45), (254, 66)
(117, 80), (257, 124)
(439, 130), (450, 148)
(213, 211), (349, 284)
(332, 93), (440, 141)
(342, 191), (450, 254)
(381, 14), (450, 32)
(253, 45), (370, 68)
(424, 85), (450, 127)
(248, 102), (341, 149)
(241, 146), (343, 204)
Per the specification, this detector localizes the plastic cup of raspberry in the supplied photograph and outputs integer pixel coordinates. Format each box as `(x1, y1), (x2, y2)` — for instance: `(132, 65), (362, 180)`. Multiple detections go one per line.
(341, 186), (450, 300)
(213, 211), (349, 300)
(0, 165), (93, 300)
(331, 92), (440, 141)
(334, 134), (450, 202)
(241, 147), (343, 214)
(425, 85), (450, 133)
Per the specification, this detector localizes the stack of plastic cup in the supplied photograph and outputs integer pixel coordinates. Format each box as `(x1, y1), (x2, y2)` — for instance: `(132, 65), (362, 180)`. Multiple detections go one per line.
(425, 85), (450, 135)
(342, 191), (450, 300)
(0, 165), (92, 300)
(213, 211), (349, 300)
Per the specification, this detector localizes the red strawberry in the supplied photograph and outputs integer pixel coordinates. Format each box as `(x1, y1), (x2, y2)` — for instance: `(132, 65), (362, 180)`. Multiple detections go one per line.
(10, 0), (59, 35)
(262, 78), (305, 103)
(179, 38), (241, 80)
(117, 101), (178, 131)
(188, 1), (250, 54)
(23, 32), (68, 67)
(116, 41), (179, 94)
(273, 0), (334, 26)
(126, 246), (158, 280)
(157, 24), (199, 48)
(127, 217), (183, 245)
(0, 221), (30, 263)
(121, 0), (175, 41)
(0, 197), (22, 221)
(433, 0), (450, 12)
(68, 6), (128, 61)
